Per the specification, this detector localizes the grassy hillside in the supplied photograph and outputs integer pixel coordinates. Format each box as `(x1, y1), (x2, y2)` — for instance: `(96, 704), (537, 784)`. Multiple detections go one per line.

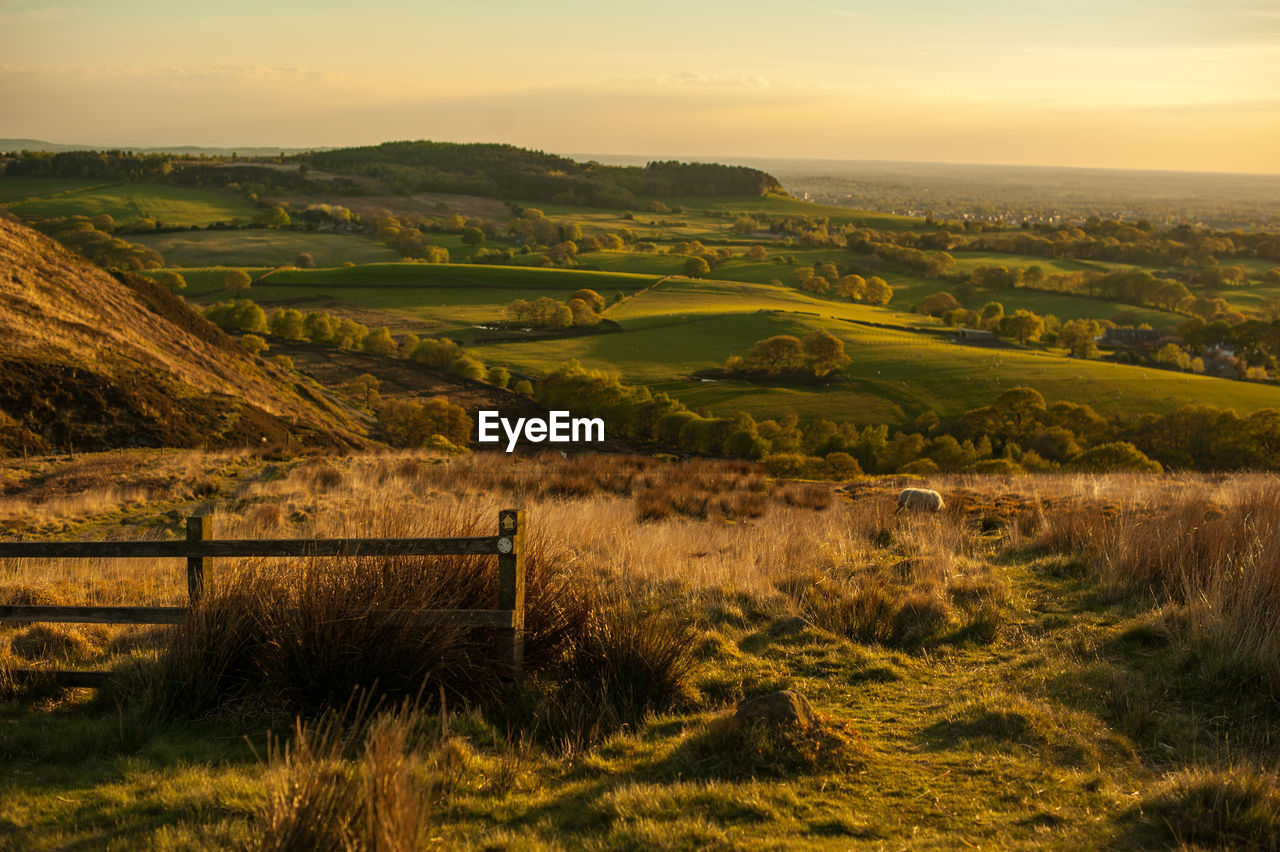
(132, 229), (399, 267)
(6, 182), (257, 226)
(177, 262), (664, 333)
(0, 217), (364, 452)
(0, 176), (109, 203)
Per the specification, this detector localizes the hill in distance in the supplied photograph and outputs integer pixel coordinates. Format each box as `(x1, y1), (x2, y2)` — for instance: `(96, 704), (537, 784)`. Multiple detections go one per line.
(0, 139), (320, 157)
(0, 214), (366, 454)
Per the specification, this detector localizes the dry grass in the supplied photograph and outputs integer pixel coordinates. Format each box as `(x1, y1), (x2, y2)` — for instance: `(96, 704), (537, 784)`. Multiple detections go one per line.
(5, 451), (1280, 703)
(1016, 473), (1280, 691)
(256, 699), (442, 852)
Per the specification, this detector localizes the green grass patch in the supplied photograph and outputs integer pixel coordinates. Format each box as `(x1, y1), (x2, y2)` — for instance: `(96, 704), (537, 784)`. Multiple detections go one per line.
(7, 182), (258, 227)
(0, 176), (111, 204)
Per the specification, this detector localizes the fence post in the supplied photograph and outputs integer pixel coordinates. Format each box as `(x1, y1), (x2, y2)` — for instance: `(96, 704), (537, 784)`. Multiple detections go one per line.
(496, 508), (526, 685)
(186, 516), (211, 605)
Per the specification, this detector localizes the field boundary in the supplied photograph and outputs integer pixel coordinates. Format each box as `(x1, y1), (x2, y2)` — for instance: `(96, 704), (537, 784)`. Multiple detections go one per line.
(0, 508), (527, 688)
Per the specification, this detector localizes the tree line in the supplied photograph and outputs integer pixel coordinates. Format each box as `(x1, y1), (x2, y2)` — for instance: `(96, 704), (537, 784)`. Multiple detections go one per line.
(532, 362), (1280, 475)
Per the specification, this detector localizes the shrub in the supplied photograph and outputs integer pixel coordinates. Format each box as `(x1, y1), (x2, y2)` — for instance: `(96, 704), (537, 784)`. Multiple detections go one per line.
(486, 366), (510, 388)
(1072, 442), (1162, 473)
(377, 398), (470, 448)
(241, 334), (269, 356)
(536, 591), (697, 746)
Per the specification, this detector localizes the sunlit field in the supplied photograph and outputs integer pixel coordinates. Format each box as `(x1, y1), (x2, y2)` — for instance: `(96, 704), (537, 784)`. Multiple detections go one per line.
(3, 449), (1279, 849)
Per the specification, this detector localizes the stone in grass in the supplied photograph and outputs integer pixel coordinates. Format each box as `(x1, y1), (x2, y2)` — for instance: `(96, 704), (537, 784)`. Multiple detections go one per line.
(682, 689), (867, 778)
(734, 690), (817, 730)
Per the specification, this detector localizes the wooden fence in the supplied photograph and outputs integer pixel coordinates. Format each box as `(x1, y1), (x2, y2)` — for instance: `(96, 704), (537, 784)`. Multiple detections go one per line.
(0, 508), (527, 689)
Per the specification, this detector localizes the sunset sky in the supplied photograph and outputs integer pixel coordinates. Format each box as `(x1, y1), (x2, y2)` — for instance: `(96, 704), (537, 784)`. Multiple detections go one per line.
(1, 0), (1277, 173)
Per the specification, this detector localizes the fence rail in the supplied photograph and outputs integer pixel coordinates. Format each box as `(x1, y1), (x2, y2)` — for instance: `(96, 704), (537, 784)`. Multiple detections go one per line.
(0, 509), (527, 688)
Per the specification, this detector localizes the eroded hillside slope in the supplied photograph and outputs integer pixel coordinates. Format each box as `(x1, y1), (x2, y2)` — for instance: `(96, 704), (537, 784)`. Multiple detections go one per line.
(0, 215), (366, 452)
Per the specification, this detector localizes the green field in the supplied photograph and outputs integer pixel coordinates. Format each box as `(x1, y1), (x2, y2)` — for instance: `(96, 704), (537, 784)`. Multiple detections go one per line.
(0, 176), (111, 203)
(578, 248), (1186, 328)
(7, 182), (258, 226)
(168, 262), (664, 333)
(527, 193), (917, 241)
(133, 229), (399, 267)
(177, 260), (1280, 424)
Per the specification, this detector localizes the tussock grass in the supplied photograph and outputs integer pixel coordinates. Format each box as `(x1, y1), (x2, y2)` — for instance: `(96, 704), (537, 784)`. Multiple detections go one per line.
(256, 700), (439, 852)
(148, 500), (589, 719)
(680, 709), (869, 779)
(530, 589), (699, 749)
(1136, 766), (1280, 850)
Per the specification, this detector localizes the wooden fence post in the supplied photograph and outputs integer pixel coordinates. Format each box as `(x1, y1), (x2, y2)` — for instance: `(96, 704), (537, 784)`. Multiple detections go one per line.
(496, 508), (526, 685)
(186, 516), (211, 605)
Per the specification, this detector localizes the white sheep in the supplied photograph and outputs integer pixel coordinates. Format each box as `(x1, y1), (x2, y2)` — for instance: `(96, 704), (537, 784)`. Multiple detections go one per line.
(896, 487), (945, 513)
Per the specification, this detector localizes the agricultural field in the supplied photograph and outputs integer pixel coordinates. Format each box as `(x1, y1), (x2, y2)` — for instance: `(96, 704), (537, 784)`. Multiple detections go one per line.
(162, 260), (1280, 426)
(131, 229), (400, 268)
(5, 182), (258, 227)
(0, 176), (111, 204)
(2, 451), (1278, 849)
(170, 262), (663, 335)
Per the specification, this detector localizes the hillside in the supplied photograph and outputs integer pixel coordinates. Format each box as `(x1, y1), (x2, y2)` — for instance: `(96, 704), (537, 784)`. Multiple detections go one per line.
(0, 215), (366, 453)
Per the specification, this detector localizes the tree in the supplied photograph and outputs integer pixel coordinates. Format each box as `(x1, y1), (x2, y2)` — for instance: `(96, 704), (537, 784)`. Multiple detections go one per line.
(1156, 280), (1192, 311)
(336, 318), (370, 349)
(513, 379), (534, 396)
(838, 275), (866, 300)
(1057, 319), (1101, 358)
(917, 291), (961, 317)
(303, 311), (336, 344)
(487, 366), (511, 388)
(1002, 310), (1044, 344)
(1157, 343), (1193, 370)
(377, 396), (471, 447)
(461, 226), (485, 248)
(570, 288), (606, 313)
(240, 334), (268, 356)
(800, 275), (830, 294)
(225, 269), (252, 295)
(345, 373), (381, 408)
(744, 335), (804, 374)
(548, 304), (574, 329)
(1072, 441), (1162, 473)
(361, 326), (398, 357)
(566, 298), (601, 327)
(269, 308), (305, 340)
(864, 277), (893, 306)
(295, 252), (315, 269)
(260, 206), (291, 229)
(449, 355), (487, 381)
(745, 244), (768, 261)
(684, 256), (710, 278)
(801, 329), (850, 377)
(158, 271), (186, 292)
(979, 302), (1004, 329)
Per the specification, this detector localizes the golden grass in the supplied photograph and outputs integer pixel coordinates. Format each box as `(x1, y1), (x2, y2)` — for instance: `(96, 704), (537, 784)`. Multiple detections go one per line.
(4, 451), (1280, 698)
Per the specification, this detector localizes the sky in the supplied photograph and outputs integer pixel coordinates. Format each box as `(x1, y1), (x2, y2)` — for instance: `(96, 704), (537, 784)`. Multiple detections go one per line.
(1, 0), (1277, 173)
